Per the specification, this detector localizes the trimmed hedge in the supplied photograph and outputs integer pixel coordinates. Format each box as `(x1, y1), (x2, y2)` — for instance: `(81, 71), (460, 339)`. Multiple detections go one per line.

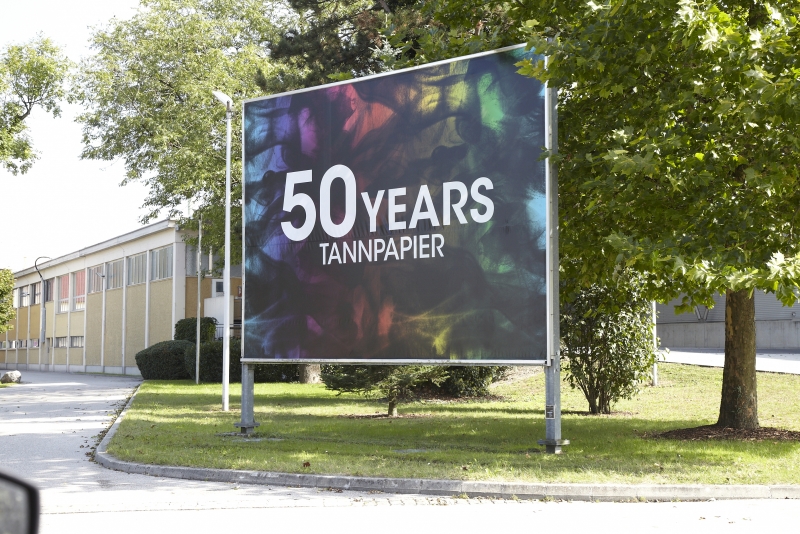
(184, 338), (241, 383)
(184, 338), (300, 383)
(174, 317), (217, 343)
(135, 340), (194, 380)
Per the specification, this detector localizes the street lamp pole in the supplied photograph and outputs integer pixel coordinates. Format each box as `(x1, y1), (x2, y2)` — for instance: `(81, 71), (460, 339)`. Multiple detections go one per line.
(213, 90), (233, 412)
(34, 256), (51, 369)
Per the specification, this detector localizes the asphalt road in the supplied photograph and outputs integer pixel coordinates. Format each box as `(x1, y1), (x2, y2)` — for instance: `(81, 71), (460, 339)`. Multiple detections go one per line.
(1, 370), (799, 534)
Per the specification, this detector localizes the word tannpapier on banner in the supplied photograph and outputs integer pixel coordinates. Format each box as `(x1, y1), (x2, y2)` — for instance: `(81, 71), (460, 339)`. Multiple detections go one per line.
(281, 164), (494, 265)
(243, 45), (551, 363)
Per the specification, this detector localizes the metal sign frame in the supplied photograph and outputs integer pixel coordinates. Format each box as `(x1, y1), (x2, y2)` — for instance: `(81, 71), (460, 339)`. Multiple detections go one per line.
(237, 46), (565, 451)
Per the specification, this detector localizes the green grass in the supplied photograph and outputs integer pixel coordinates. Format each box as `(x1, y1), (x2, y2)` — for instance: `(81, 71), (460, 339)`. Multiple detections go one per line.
(108, 363), (800, 485)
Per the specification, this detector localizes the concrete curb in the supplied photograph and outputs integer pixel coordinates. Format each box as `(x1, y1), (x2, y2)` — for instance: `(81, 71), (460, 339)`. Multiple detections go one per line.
(96, 387), (800, 502)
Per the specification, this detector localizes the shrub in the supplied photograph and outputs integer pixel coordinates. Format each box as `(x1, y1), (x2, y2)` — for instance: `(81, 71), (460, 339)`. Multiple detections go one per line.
(184, 338), (300, 383)
(135, 340), (194, 380)
(561, 273), (657, 414)
(255, 363), (300, 383)
(174, 317), (217, 343)
(184, 338), (241, 383)
(436, 366), (510, 397)
(321, 365), (448, 416)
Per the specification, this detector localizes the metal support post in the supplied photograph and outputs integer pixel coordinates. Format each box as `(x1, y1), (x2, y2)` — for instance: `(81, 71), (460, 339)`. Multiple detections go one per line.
(235, 363), (260, 434)
(652, 301), (659, 386)
(538, 83), (568, 454)
(196, 216), (202, 385)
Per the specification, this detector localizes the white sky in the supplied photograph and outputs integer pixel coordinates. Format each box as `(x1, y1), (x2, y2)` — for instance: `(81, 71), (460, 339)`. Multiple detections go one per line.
(0, 0), (156, 273)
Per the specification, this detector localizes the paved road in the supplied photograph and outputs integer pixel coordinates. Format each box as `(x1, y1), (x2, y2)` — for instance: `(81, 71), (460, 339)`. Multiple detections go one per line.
(662, 349), (800, 374)
(2, 370), (799, 534)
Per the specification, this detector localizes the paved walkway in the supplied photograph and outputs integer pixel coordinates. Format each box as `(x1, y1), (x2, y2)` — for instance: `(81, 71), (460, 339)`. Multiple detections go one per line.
(661, 349), (800, 374)
(2, 370), (800, 534)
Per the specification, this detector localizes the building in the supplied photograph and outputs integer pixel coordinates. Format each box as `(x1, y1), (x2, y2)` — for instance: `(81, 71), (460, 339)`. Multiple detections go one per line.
(657, 292), (800, 350)
(0, 220), (241, 376)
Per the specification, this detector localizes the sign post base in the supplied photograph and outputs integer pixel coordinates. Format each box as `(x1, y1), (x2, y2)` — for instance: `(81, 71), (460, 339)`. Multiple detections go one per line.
(235, 363), (260, 435)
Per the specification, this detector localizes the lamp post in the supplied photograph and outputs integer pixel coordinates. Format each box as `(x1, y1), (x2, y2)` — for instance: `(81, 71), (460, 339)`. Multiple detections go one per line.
(196, 215), (202, 385)
(34, 257), (51, 369)
(212, 90), (233, 412)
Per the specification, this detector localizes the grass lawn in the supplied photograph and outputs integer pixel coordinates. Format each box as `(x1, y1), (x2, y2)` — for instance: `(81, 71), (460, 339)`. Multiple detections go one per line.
(108, 363), (800, 485)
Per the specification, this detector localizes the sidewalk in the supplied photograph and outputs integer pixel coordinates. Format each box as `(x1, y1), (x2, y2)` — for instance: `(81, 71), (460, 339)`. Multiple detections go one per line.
(661, 349), (800, 375)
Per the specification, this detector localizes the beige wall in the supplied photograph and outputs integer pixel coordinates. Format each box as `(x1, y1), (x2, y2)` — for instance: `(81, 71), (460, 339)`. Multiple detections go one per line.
(54, 347), (67, 365)
(85, 293), (103, 366)
(126, 284), (146, 367)
(54, 313), (68, 337)
(104, 289), (123, 367)
(70, 311), (84, 336)
(149, 279), (173, 344)
(17, 307), (29, 345)
(29, 304), (41, 340)
(70, 311), (85, 366)
(185, 277), (213, 319)
(44, 304), (55, 338)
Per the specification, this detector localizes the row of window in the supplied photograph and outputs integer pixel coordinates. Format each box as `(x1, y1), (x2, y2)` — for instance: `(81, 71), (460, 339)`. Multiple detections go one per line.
(0, 337), (83, 349)
(13, 247), (173, 311)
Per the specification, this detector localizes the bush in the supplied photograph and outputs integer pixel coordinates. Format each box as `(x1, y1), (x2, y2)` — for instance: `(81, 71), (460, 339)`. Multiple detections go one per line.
(184, 338), (241, 383)
(436, 366), (509, 397)
(174, 317), (217, 343)
(561, 273), (657, 414)
(255, 363), (300, 383)
(321, 365), (448, 416)
(184, 338), (300, 383)
(135, 340), (194, 380)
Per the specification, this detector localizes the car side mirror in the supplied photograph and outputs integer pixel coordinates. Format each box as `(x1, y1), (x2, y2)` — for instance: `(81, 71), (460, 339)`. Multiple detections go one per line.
(0, 470), (39, 534)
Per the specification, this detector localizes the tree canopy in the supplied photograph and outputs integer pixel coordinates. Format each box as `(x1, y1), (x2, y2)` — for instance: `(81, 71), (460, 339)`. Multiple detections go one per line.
(0, 269), (14, 334)
(0, 36), (70, 175)
(393, 0), (800, 428)
(74, 0), (301, 261)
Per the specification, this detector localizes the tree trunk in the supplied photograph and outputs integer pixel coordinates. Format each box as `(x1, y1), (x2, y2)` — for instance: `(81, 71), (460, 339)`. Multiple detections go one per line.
(718, 289), (758, 429)
(388, 399), (398, 417)
(299, 364), (321, 384)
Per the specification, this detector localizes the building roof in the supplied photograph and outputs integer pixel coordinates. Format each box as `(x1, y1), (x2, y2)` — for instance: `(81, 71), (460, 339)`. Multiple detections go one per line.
(12, 219), (179, 278)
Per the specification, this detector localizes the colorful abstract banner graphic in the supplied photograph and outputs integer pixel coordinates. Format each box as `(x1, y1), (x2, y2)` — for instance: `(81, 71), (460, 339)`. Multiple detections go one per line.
(244, 46), (549, 363)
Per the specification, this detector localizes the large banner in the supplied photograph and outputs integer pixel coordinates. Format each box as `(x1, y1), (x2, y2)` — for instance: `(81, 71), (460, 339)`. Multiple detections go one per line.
(243, 45), (550, 364)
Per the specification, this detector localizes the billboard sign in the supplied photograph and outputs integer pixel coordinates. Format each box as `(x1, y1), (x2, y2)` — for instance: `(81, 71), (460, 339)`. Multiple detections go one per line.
(243, 45), (552, 364)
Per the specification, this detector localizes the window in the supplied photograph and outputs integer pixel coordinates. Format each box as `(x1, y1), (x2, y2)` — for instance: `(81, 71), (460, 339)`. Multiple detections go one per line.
(31, 282), (41, 305)
(88, 265), (105, 294)
(212, 279), (224, 297)
(72, 271), (86, 311)
(107, 260), (123, 289)
(150, 246), (173, 281)
(44, 278), (54, 302)
(18, 339), (28, 349)
(185, 245), (210, 276)
(30, 339), (39, 348)
(54, 337), (68, 348)
(70, 336), (84, 348)
(19, 286), (29, 307)
(0, 341), (6, 349)
(127, 254), (146, 286)
(57, 275), (70, 313)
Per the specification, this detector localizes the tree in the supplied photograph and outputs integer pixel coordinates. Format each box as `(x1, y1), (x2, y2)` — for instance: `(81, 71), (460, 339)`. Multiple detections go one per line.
(74, 0), (302, 261)
(0, 36), (70, 174)
(398, 0), (800, 430)
(321, 365), (447, 416)
(561, 273), (657, 414)
(0, 270), (15, 333)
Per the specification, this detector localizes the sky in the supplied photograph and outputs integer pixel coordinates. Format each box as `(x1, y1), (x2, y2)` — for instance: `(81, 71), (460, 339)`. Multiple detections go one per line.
(0, 0), (156, 272)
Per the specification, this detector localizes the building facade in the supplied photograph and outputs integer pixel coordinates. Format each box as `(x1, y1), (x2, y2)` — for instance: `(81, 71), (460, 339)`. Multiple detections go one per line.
(657, 292), (800, 350)
(0, 220), (241, 376)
